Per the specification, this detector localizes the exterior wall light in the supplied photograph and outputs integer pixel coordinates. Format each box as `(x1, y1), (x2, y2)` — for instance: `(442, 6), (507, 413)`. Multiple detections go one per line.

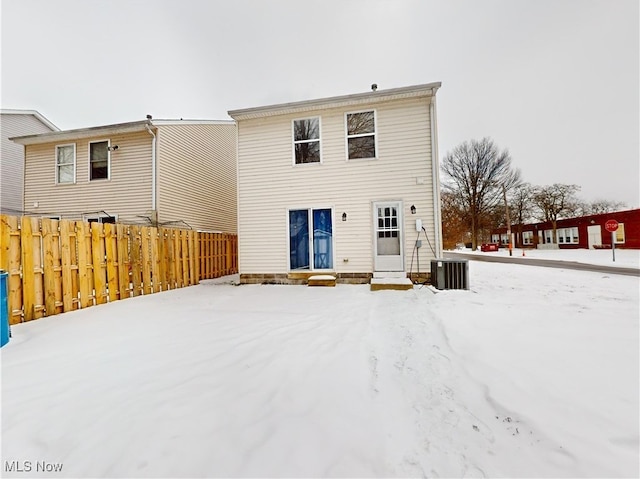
(342, 212), (347, 222)
(410, 205), (416, 214)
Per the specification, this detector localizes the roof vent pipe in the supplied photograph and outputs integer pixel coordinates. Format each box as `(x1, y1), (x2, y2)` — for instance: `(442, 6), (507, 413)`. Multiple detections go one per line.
(145, 124), (157, 212)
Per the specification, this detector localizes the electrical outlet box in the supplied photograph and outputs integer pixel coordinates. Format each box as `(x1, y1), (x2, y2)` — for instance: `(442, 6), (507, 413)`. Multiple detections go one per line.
(416, 239), (422, 248)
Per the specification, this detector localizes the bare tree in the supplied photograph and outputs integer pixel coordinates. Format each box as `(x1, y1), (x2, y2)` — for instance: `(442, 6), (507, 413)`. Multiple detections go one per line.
(507, 183), (536, 246)
(441, 137), (521, 250)
(579, 199), (627, 215)
(532, 184), (581, 243)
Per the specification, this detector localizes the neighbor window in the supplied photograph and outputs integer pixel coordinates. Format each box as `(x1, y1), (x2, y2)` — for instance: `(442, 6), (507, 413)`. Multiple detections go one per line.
(56, 144), (76, 184)
(522, 231), (534, 245)
(556, 227), (579, 244)
(89, 140), (110, 180)
(545, 229), (554, 243)
(346, 110), (376, 159)
(614, 223), (625, 244)
(293, 118), (320, 164)
(85, 215), (117, 224)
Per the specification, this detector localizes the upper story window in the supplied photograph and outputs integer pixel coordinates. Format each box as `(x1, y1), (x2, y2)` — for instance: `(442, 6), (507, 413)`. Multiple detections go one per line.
(346, 110), (376, 160)
(293, 118), (320, 164)
(56, 144), (76, 184)
(89, 140), (110, 180)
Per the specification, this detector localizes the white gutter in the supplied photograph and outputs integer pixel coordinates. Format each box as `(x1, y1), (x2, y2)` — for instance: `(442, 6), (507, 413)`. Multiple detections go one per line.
(145, 124), (157, 211)
(430, 96), (443, 258)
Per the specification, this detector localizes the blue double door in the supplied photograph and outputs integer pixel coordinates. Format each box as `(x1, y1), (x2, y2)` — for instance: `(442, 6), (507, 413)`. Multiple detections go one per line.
(289, 208), (333, 270)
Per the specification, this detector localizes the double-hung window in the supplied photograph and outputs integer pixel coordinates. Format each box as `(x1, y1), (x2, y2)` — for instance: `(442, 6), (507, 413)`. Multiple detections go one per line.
(522, 231), (534, 245)
(89, 140), (110, 180)
(56, 144), (76, 184)
(346, 110), (376, 159)
(293, 118), (320, 164)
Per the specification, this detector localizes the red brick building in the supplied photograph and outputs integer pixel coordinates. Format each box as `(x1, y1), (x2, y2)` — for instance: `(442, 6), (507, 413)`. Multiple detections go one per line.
(491, 208), (640, 249)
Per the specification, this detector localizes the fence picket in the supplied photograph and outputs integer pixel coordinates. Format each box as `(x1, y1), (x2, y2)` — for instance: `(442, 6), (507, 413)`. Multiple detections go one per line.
(104, 224), (119, 302)
(41, 218), (58, 316)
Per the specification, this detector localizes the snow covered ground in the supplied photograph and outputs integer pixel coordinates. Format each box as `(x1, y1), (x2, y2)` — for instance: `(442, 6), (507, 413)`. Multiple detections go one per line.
(1, 249), (638, 478)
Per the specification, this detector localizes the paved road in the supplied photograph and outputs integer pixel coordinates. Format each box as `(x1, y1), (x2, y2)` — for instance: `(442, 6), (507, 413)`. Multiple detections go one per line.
(443, 251), (640, 277)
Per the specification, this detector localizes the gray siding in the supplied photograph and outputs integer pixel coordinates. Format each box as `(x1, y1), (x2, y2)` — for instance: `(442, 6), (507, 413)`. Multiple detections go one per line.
(1, 113), (56, 213)
(237, 96), (437, 274)
(23, 131), (153, 223)
(156, 123), (237, 232)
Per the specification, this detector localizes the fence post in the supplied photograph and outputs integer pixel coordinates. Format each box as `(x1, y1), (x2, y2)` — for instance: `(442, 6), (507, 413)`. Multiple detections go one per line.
(130, 225), (142, 296)
(117, 223), (130, 300)
(141, 226), (152, 295)
(91, 222), (107, 305)
(59, 220), (75, 312)
(76, 221), (93, 308)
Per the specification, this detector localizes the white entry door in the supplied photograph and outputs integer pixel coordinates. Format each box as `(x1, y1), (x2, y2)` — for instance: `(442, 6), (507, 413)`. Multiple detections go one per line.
(587, 224), (601, 249)
(373, 201), (404, 271)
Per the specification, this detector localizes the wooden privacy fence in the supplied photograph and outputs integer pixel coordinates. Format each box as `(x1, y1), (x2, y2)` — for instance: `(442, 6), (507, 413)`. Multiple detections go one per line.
(0, 215), (238, 325)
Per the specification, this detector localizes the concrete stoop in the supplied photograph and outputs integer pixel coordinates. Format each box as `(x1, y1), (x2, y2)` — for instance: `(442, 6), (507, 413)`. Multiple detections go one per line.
(307, 275), (337, 287)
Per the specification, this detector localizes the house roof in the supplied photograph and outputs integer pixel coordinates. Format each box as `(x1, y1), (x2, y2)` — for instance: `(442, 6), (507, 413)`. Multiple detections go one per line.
(10, 120), (153, 145)
(1, 109), (60, 131)
(9, 118), (234, 145)
(227, 82), (442, 120)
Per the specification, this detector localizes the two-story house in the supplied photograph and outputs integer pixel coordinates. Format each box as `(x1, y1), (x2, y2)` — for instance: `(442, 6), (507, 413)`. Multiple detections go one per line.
(1, 109), (59, 214)
(11, 118), (237, 232)
(228, 83), (443, 286)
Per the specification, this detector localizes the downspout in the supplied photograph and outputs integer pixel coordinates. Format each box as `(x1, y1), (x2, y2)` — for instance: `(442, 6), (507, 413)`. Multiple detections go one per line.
(145, 122), (157, 223)
(430, 92), (443, 258)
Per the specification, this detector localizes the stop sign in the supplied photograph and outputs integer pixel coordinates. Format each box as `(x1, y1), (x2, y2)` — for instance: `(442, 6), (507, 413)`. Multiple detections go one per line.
(605, 219), (619, 233)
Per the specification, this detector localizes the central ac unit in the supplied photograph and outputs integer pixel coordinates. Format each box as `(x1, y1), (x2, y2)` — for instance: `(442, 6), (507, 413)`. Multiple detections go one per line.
(430, 259), (469, 290)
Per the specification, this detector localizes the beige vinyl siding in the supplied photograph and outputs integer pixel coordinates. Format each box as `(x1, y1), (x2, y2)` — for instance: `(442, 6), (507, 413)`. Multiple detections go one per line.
(23, 131), (153, 222)
(238, 96), (436, 274)
(1, 114), (56, 213)
(156, 123), (237, 232)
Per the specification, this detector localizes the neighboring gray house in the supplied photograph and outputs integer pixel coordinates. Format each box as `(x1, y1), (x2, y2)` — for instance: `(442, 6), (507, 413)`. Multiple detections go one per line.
(228, 83), (443, 286)
(1, 109), (59, 214)
(11, 118), (237, 232)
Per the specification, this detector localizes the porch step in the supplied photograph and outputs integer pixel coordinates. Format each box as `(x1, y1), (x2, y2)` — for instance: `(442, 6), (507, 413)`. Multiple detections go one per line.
(308, 275), (336, 287)
(370, 277), (413, 291)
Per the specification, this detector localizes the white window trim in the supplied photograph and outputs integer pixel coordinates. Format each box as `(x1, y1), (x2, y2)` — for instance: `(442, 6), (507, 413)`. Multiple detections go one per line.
(291, 117), (322, 166)
(344, 109), (378, 161)
(55, 143), (76, 184)
(88, 139), (111, 181)
(286, 206), (335, 272)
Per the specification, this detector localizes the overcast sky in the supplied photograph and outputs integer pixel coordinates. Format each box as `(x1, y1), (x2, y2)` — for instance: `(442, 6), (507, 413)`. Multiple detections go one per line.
(2, 0), (638, 207)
